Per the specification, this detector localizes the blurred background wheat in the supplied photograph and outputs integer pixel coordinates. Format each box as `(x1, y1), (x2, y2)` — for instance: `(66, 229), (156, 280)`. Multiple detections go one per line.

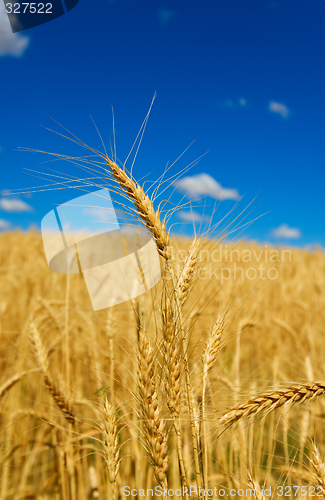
(1, 225), (325, 499)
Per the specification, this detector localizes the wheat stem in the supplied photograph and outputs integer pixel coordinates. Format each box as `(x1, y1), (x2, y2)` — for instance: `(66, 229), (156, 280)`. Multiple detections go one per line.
(65, 273), (71, 395)
(171, 269), (203, 498)
(106, 309), (115, 403)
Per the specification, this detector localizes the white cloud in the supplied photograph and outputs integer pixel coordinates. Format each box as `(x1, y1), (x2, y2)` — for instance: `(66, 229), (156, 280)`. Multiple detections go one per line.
(0, 3), (29, 57)
(272, 223), (301, 239)
(175, 173), (240, 201)
(178, 210), (210, 223)
(269, 101), (290, 118)
(0, 197), (32, 212)
(0, 218), (10, 230)
(223, 98), (247, 108)
(83, 207), (117, 222)
(157, 8), (175, 25)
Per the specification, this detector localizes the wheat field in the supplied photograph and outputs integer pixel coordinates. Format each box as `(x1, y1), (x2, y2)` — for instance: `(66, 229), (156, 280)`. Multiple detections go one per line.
(1, 150), (325, 500)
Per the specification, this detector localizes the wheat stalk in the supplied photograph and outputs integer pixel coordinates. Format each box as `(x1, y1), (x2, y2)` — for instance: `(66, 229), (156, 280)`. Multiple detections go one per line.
(219, 381), (325, 427)
(106, 308), (115, 403)
(162, 296), (189, 493)
(106, 148), (204, 493)
(171, 266), (203, 496)
(106, 154), (202, 493)
(88, 465), (100, 499)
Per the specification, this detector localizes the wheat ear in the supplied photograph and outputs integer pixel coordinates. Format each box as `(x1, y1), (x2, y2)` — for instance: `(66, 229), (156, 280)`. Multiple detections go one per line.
(177, 237), (201, 306)
(220, 381), (325, 427)
(202, 317), (224, 377)
(163, 301), (182, 418)
(162, 297), (188, 493)
(247, 471), (265, 500)
(106, 154), (199, 493)
(0, 369), (40, 399)
(105, 157), (171, 261)
(137, 326), (168, 487)
(29, 322), (74, 425)
(101, 398), (119, 499)
(201, 316), (224, 489)
(312, 443), (325, 491)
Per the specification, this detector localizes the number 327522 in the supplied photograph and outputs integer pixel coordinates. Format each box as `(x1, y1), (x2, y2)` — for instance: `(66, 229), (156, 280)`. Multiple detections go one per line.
(5, 3), (53, 14)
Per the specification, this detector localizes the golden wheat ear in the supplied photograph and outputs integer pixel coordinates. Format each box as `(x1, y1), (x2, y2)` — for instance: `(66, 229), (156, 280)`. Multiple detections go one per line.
(137, 323), (168, 486)
(100, 398), (120, 497)
(201, 315), (225, 489)
(246, 471), (265, 500)
(0, 369), (40, 400)
(176, 237), (201, 306)
(219, 381), (325, 427)
(29, 321), (75, 425)
(105, 157), (171, 262)
(202, 315), (225, 376)
(311, 443), (325, 490)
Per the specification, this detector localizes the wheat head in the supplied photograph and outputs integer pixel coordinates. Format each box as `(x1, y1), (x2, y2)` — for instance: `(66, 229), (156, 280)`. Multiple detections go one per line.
(29, 321), (74, 425)
(137, 327), (168, 485)
(220, 381), (325, 427)
(106, 157), (170, 261)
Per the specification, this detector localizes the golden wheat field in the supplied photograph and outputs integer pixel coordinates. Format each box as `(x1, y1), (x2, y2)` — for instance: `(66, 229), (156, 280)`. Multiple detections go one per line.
(1, 226), (325, 500)
(1, 150), (325, 500)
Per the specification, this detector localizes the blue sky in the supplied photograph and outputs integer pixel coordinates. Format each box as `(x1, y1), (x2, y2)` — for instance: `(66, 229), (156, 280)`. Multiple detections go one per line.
(0, 0), (324, 247)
